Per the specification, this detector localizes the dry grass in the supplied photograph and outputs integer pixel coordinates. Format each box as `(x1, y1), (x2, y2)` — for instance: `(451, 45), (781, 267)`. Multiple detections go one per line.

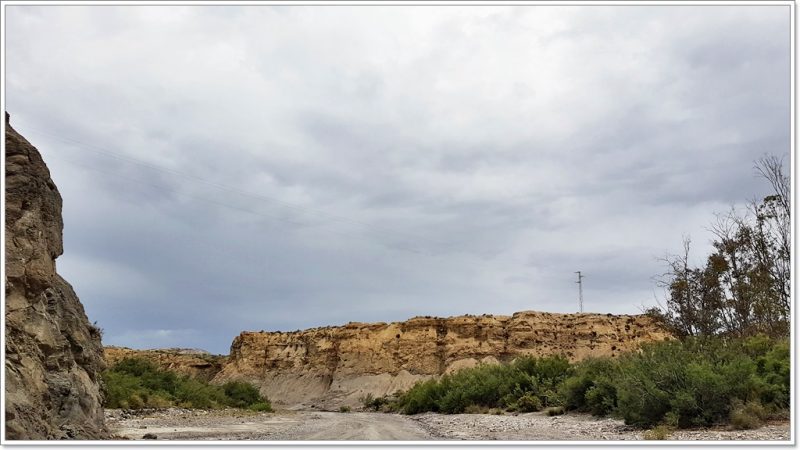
(730, 401), (767, 430)
(464, 404), (489, 414)
(643, 425), (673, 440)
(545, 406), (565, 416)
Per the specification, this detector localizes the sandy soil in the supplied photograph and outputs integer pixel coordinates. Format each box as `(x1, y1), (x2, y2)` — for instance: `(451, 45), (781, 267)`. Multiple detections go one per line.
(106, 408), (790, 441)
(107, 409), (431, 440)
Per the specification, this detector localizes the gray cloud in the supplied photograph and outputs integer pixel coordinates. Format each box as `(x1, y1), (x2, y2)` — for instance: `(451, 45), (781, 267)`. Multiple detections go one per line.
(5, 5), (790, 354)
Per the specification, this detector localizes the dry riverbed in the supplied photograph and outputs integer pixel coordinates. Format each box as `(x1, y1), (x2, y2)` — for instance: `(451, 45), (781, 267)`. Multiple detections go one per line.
(105, 408), (790, 441)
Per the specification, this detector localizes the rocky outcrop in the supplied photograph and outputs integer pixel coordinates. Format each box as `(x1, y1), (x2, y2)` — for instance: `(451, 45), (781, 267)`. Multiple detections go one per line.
(104, 347), (226, 382)
(213, 311), (671, 409)
(5, 113), (108, 439)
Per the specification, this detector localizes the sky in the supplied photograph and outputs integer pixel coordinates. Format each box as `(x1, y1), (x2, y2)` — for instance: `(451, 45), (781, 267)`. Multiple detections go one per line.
(4, 5), (791, 354)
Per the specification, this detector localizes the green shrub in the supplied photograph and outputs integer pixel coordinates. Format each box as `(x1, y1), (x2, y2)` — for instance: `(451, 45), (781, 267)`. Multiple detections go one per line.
(398, 379), (442, 414)
(559, 357), (617, 415)
(393, 337), (789, 430)
(615, 340), (751, 428)
(146, 394), (173, 408)
(102, 357), (270, 411)
(339, 406), (351, 413)
(249, 402), (273, 412)
(360, 393), (376, 410)
(360, 392), (400, 412)
(559, 376), (592, 411)
(222, 381), (263, 408)
(397, 356), (570, 415)
(753, 340), (790, 409)
(515, 393), (542, 412)
(102, 370), (144, 409)
(663, 360), (741, 428)
(584, 383), (616, 416)
(127, 393), (144, 409)
(173, 377), (225, 409)
(616, 341), (688, 427)
(613, 337), (788, 428)
(112, 357), (160, 377)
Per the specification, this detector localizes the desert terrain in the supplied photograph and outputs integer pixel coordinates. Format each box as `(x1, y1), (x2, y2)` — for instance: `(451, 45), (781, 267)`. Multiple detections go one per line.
(5, 116), (791, 443)
(106, 408), (790, 441)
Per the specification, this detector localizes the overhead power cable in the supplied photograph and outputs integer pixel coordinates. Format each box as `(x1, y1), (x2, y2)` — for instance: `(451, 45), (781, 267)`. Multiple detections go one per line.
(23, 127), (454, 254)
(45, 151), (429, 256)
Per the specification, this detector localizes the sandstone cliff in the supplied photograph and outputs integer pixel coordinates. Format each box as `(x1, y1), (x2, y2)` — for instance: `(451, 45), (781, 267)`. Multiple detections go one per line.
(213, 311), (671, 409)
(5, 113), (108, 439)
(104, 347), (226, 382)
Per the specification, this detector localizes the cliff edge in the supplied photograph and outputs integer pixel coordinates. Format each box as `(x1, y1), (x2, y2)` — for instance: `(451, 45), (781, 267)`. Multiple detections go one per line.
(104, 347), (226, 382)
(213, 311), (671, 409)
(5, 113), (108, 439)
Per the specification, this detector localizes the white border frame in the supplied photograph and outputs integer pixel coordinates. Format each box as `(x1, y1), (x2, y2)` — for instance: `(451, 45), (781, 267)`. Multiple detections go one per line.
(0, 1), (795, 447)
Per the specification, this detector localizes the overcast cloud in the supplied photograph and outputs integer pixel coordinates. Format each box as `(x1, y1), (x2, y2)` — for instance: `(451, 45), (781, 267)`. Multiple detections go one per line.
(4, 5), (790, 354)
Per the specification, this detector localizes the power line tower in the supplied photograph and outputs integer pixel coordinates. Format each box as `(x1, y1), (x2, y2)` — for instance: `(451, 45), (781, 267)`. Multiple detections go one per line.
(575, 271), (584, 313)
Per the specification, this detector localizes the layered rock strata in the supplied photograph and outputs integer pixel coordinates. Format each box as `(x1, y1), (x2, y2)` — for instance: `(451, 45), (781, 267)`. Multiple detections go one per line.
(104, 347), (226, 382)
(213, 311), (671, 409)
(5, 113), (108, 439)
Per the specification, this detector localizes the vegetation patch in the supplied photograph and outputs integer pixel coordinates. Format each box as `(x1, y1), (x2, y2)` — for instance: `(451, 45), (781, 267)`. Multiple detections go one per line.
(643, 425), (673, 440)
(730, 400), (768, 430)
(392, 336), (788, 431)
(396, 355), (570, 415)
(102, 357), (272, 411)
(389, 156), (791, 431)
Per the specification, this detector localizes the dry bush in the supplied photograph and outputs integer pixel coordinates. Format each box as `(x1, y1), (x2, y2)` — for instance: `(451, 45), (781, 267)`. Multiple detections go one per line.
(643, 425), (672, 440)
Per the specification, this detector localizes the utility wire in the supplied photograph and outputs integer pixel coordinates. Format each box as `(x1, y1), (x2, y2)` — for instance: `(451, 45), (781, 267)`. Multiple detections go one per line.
(24, 127), (454, 253)
(44, 152), (429, 256)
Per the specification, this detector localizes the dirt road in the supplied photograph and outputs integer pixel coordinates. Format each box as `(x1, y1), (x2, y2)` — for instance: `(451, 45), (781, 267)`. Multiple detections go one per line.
(106, 408), (790, 441)
(275, 412), (432, 440)
(108, 409), (433, 440)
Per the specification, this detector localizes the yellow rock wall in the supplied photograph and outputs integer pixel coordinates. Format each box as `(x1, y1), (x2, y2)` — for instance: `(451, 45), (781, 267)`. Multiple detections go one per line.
(213, 311), (671, 409)
(104, 347), (226, 382)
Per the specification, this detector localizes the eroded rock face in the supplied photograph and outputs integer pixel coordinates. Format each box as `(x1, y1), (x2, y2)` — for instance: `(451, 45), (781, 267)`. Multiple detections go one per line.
(104, 347), (227, 382)
(213, 311), (671, 409)
(5, 114), (108, 439)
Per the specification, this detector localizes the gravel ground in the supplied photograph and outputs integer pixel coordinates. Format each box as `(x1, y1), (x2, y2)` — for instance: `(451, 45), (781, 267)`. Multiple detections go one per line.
(105, 408), (790, 441)
(106, 409), (431, 440)
(410, 412), (790, 441)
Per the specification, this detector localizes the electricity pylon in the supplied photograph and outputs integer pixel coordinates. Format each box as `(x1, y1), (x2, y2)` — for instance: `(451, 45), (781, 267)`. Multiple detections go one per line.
(575, 271), (584, 313)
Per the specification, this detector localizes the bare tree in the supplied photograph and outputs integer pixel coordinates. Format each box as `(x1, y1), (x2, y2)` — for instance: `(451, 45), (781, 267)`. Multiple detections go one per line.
(753, 154), (790, 324)
(653, 154), (790, 338)
(655, 237), (723, 337)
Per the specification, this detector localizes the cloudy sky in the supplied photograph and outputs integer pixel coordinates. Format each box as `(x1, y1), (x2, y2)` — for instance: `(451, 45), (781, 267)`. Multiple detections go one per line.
(5, 5), (790, 354)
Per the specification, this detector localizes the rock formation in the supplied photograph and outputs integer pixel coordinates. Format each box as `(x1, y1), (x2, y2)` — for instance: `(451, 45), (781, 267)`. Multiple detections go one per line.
(5, 113), (108, 439)
(104, 347), (226, 382)
(213, 311), (671, 409)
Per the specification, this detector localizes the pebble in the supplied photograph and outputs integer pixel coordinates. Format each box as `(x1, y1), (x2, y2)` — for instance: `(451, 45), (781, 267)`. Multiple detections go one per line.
(105, 409), (790, 441)
(411, 412), (790, 441)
